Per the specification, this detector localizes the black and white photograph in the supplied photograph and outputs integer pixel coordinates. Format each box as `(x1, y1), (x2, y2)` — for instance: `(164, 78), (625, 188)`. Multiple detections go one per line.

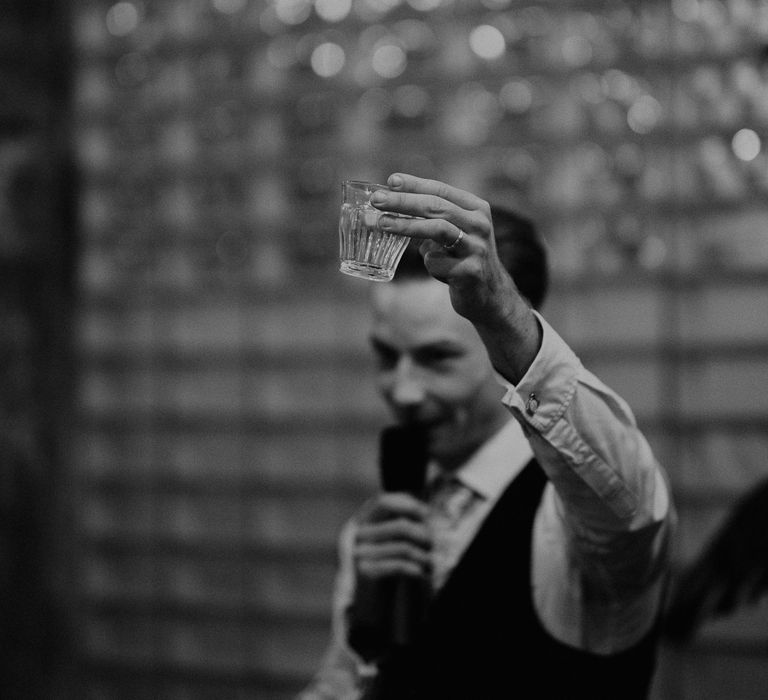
(1, 1), (768, 698)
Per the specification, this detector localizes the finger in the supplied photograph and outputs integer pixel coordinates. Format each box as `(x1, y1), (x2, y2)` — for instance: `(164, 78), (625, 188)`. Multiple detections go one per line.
(357, 518), (433, 548)
(372, 184), (491, 244)
(373, 189), (471, 233)
(355, 541), (433, 568)
(419, 239), (440, 260)
(417, 240), (483, 285)
(358, 492), (430, 524)
(387, 173), (484, 212)
(358, 559), (426, 578)
(378, 212), (467, 249)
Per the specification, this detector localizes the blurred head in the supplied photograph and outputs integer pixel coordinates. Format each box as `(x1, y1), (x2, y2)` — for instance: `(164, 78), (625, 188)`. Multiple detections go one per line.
(368, 204), (548, 470)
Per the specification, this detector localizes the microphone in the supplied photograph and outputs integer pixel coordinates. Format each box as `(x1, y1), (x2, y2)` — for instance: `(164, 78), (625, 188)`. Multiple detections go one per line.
(348, 424), (431, 660)
(378, 423), (429, 497)
(378, 424), (431, 647)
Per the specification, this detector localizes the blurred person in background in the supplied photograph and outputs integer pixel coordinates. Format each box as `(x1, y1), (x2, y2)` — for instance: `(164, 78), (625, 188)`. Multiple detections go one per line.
(300, 174), (674, 699)
(664, 475), (768, 644)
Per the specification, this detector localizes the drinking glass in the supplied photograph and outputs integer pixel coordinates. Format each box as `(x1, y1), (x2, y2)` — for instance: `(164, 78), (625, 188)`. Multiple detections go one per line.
(338, 180), (411, 282)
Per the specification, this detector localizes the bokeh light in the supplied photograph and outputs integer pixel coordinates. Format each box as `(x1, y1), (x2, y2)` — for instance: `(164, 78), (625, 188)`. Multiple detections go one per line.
(406, 0), (443, 11)
(500, 80), (533, 114)
(274, 0), (313, 26)
(603, 69), (639, 103)
(469, 25), (506, 60)
(355, 0), (401, 22)
(310, 42), (346, 78)
(732, 128), (761, 161)
(561, 34), (592, 67)
(105, 2), (140, 36)
(627, 95), (663, 134)
(315, 0), (353, 23)
(393, 19), (436, 53)
(371, 42), (407, 78)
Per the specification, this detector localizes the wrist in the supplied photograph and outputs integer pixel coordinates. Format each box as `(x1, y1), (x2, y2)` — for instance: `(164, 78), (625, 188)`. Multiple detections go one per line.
(476, 302), (542, 385)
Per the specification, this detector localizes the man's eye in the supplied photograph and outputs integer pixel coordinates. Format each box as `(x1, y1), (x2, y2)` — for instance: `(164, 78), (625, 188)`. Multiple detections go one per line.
(417, 350), (457, 366)
(373, 346), (398, 368)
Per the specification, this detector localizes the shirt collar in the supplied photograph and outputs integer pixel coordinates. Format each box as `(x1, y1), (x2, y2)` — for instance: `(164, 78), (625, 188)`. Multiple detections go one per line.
(428, 418), (533, 501)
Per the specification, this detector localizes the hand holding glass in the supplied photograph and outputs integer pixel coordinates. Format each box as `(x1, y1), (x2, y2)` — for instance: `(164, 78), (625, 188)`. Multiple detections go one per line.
(338, 180), (411, 282)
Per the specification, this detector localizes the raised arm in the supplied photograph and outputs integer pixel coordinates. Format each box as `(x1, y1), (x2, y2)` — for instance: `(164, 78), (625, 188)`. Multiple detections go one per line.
(373, 173), (674, 652)
(371, 173), (541, 384)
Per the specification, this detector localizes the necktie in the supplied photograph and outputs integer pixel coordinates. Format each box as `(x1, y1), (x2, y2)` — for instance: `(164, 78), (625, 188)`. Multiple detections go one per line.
(427, 476), (477, 589)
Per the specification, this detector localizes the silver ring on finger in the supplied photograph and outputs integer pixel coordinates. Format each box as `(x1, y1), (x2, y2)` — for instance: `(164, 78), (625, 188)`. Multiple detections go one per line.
(442, 229), (465, 250)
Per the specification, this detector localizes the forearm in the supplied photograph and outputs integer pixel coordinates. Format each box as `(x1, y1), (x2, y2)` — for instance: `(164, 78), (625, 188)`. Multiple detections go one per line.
(473, 283), (542, 386)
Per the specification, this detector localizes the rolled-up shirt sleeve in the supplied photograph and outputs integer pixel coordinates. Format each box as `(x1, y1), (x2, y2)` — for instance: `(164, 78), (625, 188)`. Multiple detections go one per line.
(496, 311), (674, 653)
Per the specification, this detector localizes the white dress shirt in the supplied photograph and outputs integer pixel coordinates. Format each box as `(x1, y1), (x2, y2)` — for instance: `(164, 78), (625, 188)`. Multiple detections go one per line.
(299, 312), (674, 699)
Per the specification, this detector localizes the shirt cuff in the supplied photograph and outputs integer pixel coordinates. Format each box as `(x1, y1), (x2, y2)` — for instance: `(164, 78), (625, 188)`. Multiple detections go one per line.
(496, 311), (581, 433)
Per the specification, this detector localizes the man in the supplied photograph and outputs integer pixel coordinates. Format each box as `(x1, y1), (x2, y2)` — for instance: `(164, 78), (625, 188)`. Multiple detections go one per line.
(300, 174), (673, 699)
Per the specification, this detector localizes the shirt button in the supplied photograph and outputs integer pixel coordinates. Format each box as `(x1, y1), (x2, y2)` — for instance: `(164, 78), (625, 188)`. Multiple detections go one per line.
(526, 392), (539, 415)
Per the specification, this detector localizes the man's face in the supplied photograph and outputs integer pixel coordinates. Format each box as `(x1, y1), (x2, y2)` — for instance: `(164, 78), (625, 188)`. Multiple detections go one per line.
(369, 278), (508, 469)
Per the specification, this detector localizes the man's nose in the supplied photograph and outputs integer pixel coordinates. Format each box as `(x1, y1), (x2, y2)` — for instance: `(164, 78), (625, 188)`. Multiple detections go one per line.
(389, 357), (426, 407)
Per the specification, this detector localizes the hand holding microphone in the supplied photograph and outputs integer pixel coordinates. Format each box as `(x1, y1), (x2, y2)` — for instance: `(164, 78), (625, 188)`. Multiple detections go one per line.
(347, 425), (432, 660)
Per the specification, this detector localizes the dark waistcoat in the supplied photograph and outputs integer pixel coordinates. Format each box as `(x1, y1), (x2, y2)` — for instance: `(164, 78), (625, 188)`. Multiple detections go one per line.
(368, 459), (660, 700)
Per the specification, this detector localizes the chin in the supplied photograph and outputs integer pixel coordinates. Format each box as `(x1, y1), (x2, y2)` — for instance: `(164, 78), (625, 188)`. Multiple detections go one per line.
(391, 418), (463, 463)
(424, 426), (462, 464)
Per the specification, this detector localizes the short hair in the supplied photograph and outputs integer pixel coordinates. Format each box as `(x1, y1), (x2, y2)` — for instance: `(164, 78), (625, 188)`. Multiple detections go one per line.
(394, 204), (549, 310)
